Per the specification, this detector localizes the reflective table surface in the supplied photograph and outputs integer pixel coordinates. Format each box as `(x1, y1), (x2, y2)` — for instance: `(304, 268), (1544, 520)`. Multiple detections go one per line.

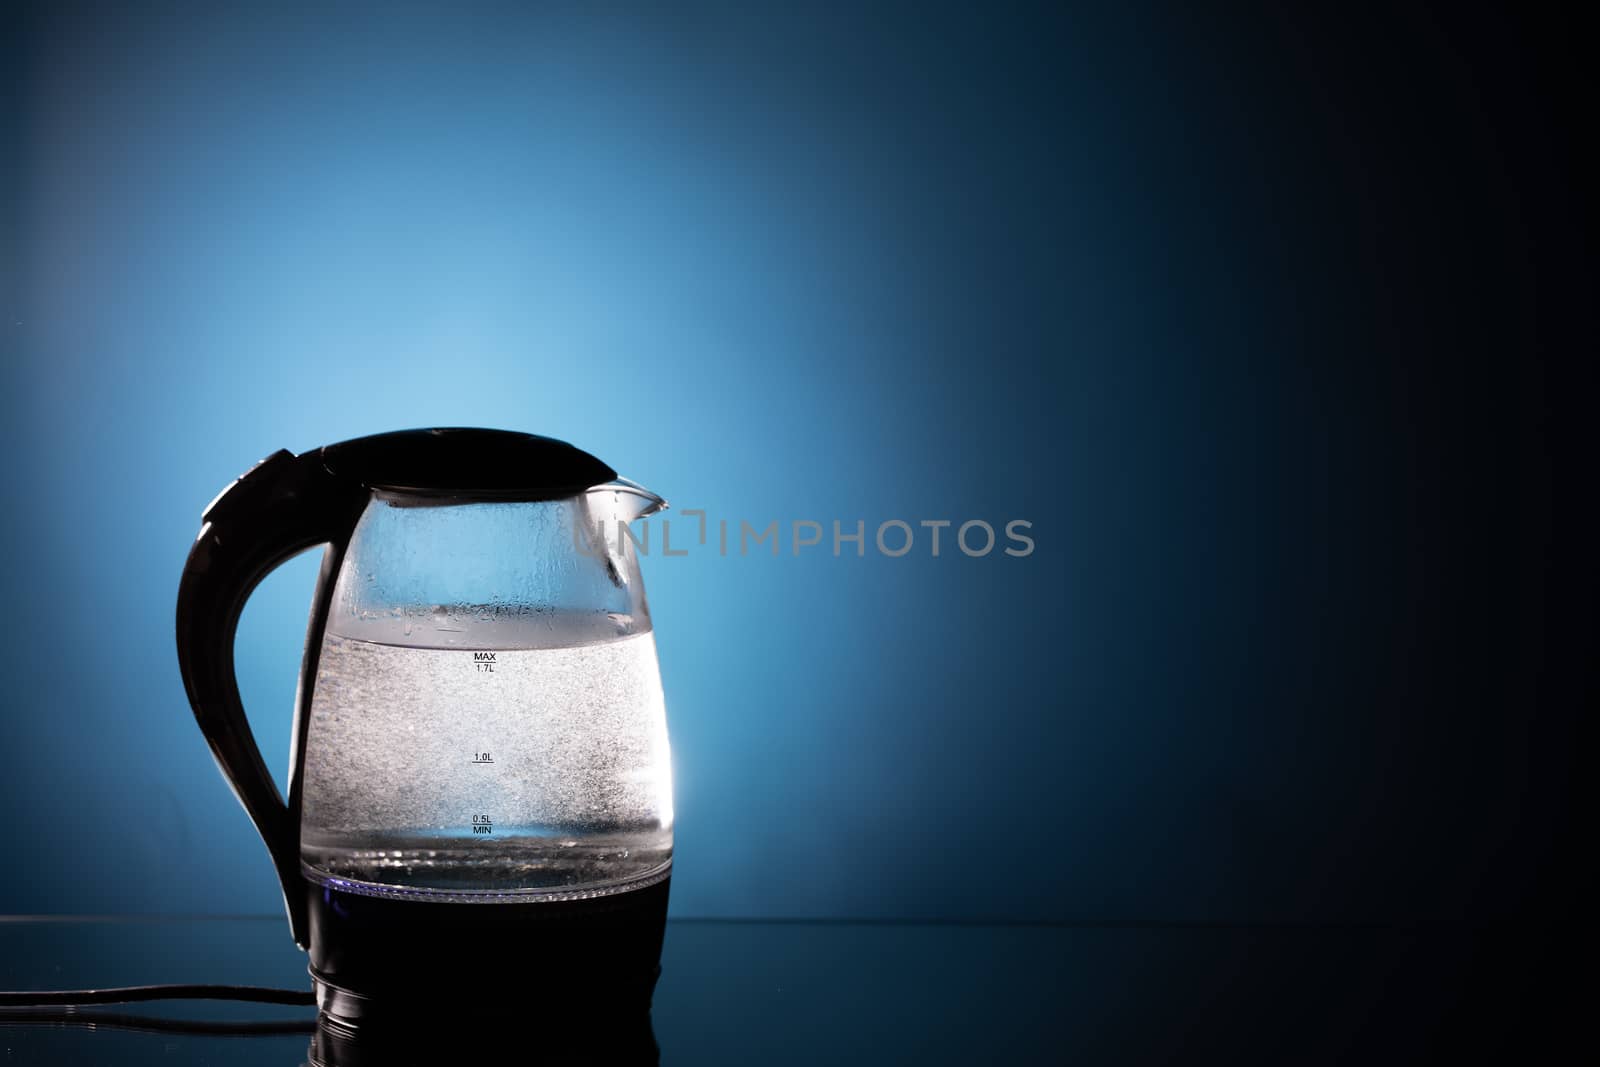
(0, 916), (1574, 1063)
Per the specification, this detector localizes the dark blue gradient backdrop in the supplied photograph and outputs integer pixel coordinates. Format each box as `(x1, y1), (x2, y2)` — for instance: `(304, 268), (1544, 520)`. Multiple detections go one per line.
(2, 4), (1585, 921)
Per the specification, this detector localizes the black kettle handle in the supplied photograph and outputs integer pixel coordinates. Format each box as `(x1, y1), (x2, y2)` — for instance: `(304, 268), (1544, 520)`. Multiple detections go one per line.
(176, 449), (366, 946)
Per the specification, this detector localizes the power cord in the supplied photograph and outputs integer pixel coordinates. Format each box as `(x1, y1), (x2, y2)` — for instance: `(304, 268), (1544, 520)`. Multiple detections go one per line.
(0, 983), (315, 1007)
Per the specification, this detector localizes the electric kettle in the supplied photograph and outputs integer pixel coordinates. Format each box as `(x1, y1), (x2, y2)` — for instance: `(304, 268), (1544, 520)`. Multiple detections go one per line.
(176, 428), (673, 1028)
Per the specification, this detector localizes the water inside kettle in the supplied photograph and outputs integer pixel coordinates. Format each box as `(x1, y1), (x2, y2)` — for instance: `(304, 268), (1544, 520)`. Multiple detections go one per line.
(298, 612), (673, 901)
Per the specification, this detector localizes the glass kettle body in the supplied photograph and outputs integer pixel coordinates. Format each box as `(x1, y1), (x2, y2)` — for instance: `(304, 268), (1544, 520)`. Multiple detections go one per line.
(300, 489), (673, 900)
(175, 429), (672, 953)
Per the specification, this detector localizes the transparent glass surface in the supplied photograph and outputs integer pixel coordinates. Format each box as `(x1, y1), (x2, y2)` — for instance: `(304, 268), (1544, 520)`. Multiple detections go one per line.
(299, 485), (673, 901)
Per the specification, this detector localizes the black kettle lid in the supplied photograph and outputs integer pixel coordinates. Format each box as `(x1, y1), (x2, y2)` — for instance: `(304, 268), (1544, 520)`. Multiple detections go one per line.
(317, 427), (617, 499)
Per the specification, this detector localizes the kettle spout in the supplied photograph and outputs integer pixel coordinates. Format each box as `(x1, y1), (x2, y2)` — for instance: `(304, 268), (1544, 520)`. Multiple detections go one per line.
(591, 477), (668, 521)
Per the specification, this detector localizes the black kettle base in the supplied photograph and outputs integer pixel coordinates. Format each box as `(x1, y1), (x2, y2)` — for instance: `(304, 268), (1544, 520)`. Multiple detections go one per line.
(306, 875), (669, 1039)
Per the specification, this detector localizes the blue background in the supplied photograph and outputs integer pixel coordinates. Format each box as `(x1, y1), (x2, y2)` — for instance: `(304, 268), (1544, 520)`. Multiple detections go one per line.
(2, 4), (1582, 923)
